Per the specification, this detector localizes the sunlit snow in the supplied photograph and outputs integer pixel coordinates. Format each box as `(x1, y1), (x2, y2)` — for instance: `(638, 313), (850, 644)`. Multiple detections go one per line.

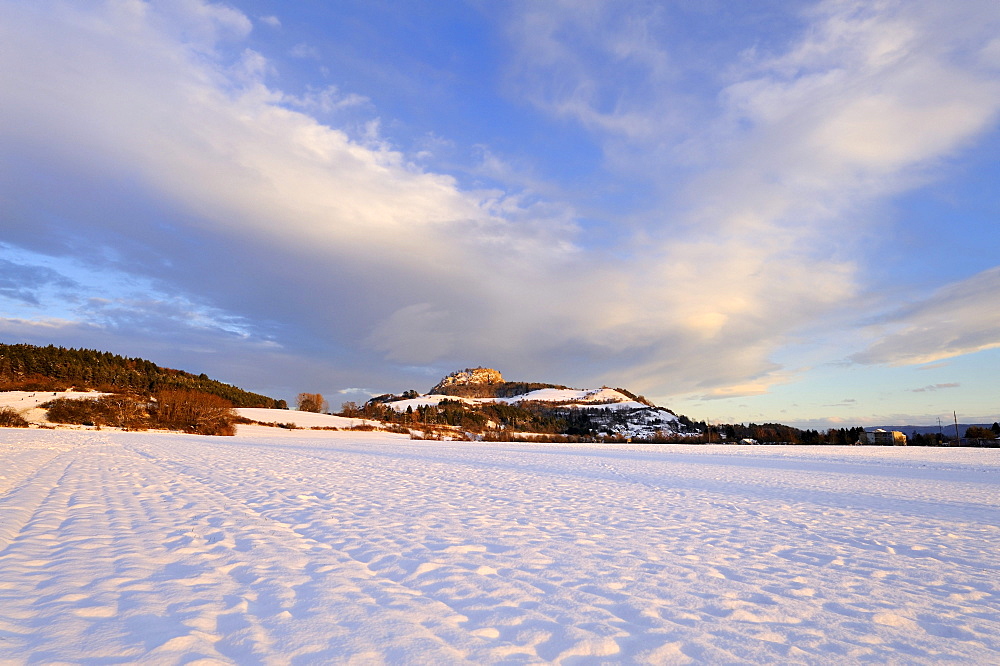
(0, 427), (997, 663)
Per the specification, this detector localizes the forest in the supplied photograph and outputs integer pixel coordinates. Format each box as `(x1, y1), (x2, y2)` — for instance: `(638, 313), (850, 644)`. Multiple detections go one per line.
(0, 343), (282, 408)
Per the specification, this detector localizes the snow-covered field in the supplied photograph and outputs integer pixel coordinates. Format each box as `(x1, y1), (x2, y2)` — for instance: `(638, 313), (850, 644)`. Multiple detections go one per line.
(236, 407), (369, 430)
(0, 428), (997, 664)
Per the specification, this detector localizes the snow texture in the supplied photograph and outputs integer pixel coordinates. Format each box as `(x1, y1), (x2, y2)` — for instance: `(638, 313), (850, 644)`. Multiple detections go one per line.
(0, 427), (998, 664)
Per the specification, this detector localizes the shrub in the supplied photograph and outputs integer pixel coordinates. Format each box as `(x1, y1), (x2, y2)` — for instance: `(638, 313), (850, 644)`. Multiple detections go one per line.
(43, 395), (149, 429)
(151, 389), (236, 436)
(43, 397), (104, 425)
(0, 407), (29, 428)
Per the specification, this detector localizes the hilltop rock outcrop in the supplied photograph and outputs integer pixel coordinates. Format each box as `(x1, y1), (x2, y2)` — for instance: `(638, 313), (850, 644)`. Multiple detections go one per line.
(430, 367), (503, 395)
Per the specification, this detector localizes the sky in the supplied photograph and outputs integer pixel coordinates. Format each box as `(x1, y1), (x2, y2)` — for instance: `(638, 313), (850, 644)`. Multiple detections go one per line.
(1, 0), (999, 429)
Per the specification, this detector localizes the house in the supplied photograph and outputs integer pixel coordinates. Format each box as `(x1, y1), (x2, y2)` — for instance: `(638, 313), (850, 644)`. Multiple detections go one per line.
(859, 429), (907, 446)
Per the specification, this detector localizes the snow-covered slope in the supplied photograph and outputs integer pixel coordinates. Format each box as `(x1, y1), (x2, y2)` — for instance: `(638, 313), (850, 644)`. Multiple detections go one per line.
(383, 385), (688, 438)
(1, 428), (997, 664)
(0, 390), (108, 425)
(502, 386), (648, 408)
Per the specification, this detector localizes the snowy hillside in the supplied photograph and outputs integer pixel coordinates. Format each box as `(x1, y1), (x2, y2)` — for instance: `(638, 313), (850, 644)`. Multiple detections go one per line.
(1, 428), (997, 663)
(0, 390), (109, 426)
(385, 386), (649, 411)
(382, 382), (692, 439)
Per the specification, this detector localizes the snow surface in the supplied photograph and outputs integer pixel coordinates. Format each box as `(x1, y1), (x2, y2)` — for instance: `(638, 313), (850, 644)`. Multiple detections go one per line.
(237, 408), (370, 429)
(1, 427), (998, 664)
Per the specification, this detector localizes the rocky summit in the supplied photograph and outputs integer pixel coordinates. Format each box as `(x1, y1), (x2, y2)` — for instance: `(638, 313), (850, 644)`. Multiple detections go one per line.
(430, 367), (504, 394)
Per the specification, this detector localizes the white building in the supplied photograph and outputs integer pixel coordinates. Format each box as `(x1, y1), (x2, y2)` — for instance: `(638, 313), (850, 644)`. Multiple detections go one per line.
(859, 429), (907, 446)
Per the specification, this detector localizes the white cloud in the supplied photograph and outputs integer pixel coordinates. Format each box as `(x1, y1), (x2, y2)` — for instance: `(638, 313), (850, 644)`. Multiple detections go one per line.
(0, 0), (585, 378)
(150, 0), (253, 51)
(911, 383), (960, 393)
(280, 85), (370, 115)
(289, 43), (320, 59)
(504, 1), (680, 143)
(501, 0), (1000, 399)
(852, 267), (1000, 366)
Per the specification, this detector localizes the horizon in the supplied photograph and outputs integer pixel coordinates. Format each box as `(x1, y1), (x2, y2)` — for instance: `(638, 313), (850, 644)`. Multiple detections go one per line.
(2, 1), (999, 430)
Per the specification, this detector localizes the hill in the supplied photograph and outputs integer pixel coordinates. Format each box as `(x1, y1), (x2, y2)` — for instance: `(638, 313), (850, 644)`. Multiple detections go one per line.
(362, 367), (701, 441)
(0, 343), (282, 408)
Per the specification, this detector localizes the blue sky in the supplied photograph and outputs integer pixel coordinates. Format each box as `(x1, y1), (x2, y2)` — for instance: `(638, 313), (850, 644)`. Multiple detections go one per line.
(2, 0), (999, 429)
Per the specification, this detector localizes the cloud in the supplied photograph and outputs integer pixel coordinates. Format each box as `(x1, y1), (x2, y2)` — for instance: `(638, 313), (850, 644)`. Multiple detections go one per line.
(501, 0), (1000, 398)
(289, 43), (320, 59)
(1, 0), (998, 406)
(0, 0), (579, 381)
(280, 85), (371, 115)
(0, 258), (77, 306)
(368, 304), (457, 364)
(851, 267), (1000, 366)
(503, 0), (687, 166)
(911, 383), (960, 393)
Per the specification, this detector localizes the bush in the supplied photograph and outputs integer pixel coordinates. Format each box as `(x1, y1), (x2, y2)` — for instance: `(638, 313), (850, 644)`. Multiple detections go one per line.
(43, 397), (104, 426)
(0, 407), (30, 428)
(98, 394), (149, 430)
(151, 389), (236, 436)
(43, 395), (149, 429)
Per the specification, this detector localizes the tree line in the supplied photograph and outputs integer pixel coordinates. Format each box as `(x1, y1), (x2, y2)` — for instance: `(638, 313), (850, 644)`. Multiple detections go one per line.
(0, 343), (283, 408)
